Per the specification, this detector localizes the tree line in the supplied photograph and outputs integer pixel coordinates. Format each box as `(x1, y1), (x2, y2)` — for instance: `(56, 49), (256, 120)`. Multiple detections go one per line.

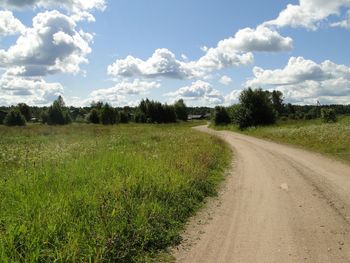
(0, 97), (189, 126)
(214, 88), (343, 128)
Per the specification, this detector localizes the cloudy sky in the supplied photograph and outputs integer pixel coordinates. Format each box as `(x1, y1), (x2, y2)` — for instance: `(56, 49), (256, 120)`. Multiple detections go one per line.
(0, 0), (350, 106)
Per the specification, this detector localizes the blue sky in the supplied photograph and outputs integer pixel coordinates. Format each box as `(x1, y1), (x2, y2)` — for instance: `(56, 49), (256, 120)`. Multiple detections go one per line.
(0, 0), (350, 106)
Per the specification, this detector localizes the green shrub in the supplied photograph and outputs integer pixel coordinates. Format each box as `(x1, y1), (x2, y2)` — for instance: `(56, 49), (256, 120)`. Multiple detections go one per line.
(134, 111), (147, 123)
(321, 108), (337, 123)
(100, 103), (118, 125)
(4, 110), (26, 126)
(87, 108), (100, 124)
(119, 111), (129, 123)
(47, 96), (72, 125)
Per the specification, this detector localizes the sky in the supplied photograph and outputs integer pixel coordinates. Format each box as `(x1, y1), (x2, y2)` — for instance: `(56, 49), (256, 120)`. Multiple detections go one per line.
(0, 0), (350, 107)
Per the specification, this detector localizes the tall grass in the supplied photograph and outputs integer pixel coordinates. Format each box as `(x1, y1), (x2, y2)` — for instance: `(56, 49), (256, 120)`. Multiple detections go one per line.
(215, 116), (350, 164)
(0, 123), (230, 262)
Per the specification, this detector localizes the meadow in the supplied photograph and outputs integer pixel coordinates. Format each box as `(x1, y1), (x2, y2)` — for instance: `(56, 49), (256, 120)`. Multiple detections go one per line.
(215, 115), (350, 164)
(0, 122), (230, 262)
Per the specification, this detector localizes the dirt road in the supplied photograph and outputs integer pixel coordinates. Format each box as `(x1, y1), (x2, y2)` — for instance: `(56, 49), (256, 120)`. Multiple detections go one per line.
(173, 126), (350, 263)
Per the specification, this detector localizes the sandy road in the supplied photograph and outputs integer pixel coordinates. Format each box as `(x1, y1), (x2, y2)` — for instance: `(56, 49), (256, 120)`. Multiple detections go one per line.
(173, 126), (350, 263)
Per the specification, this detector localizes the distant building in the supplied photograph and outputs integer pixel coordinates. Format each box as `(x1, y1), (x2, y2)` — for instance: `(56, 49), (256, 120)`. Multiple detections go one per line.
(188, 113), (211, 120)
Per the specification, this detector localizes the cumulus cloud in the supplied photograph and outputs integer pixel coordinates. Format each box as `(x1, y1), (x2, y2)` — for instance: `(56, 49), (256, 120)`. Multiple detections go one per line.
(107, 48), (201, 79)
(224, 89), (242, 105)
(166, 80), (224, 105)
(0, 0), (106, 12)
(0, 11), (26, 36)
(107, 27), (291, 80)
(222, 26), (293, 53)
(85, 79), (160, 107)
(219, 75), (232, 85)
(0, 10), (93, 77)
(91, 79), (160, 97)
(246, 56), (350, 104)
(0, 69), (64, 106)
(264, 0), (350, 30)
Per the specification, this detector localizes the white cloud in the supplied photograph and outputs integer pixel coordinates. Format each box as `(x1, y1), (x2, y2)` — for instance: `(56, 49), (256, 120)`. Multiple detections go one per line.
(166, 80), (224, 105)
(264, 0), (350, 30)
(107, 48), (201, 79)
(246, 56), (350, 104)
(219, 75), (232, 85)
(331, 10), (350, 28)
(0, 10), (93, 77)
(0, 69), (64, 106)
(85, 79), (160, 107)
(91, 79), (160, 97)
(0, 11), (26, 36)
(225, 26), (293, 52)
(0, 0), (106, 12)
(107, 27), (291, 80)
(224, 89), (242, 105)
(181, 54), (188, 61)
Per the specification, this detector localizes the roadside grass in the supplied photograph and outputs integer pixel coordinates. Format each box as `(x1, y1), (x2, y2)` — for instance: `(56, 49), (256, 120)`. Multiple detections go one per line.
(0, 122), (230, 262)
(214, 115), (350, 165)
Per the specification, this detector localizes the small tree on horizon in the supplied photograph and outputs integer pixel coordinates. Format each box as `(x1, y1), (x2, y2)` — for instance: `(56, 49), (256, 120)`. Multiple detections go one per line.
(47, 96), (72, 125)
(174, 99), (188, 121)
(18, 103), (32, 122)
(100, 103), (118, 125)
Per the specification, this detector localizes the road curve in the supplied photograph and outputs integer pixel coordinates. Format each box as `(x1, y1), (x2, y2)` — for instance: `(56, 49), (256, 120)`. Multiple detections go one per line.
(173, 125), (350, 263)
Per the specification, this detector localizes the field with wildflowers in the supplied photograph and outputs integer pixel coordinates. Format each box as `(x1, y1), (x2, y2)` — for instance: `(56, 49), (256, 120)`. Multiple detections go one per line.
(215, 116), (350, 164)
(0, 123), (230, 262)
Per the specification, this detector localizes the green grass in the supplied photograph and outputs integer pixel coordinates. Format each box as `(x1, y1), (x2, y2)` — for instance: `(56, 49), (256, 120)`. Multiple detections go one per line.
(0, 122), (230, 262)
(214, 115), (350, 164)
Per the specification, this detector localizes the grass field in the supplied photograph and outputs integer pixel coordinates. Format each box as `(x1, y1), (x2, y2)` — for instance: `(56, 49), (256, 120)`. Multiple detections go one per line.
(215, 115), (350, 165)
(0, 122), (230, 262)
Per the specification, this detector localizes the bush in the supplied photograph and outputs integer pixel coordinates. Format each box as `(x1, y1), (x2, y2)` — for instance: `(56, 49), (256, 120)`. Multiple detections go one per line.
(100, 103), (118, 125)
(134, 111), (147, 123)
(88, 109), (100, 124)
(4, 110), (26, 126)
(18, 103), (32, 122)
(0, 110), (7, 124)
(119, 111), (129, 123)
(214, 106), (231, 125)
(321, 108), (337, 123)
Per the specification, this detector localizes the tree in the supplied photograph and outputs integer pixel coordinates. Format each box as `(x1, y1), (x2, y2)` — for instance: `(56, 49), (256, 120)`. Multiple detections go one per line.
(47, 96), (72, 125)
(235, 88), (276, 129)
(321, 108), (337, 123)
(100, 103), (118, 125)
(213, 106), (231, 125)
(88, 108), (100, 124)
(271, 90), (284, 115)
(18, 103), (32, 121)
(119, 111), (129, 123)
(174, 99), (188, 121)
(4, 110), (26, 126)
(134, 110), (147, 123)
(162, 104), (177, 123)
(137, 99), (177, 124)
